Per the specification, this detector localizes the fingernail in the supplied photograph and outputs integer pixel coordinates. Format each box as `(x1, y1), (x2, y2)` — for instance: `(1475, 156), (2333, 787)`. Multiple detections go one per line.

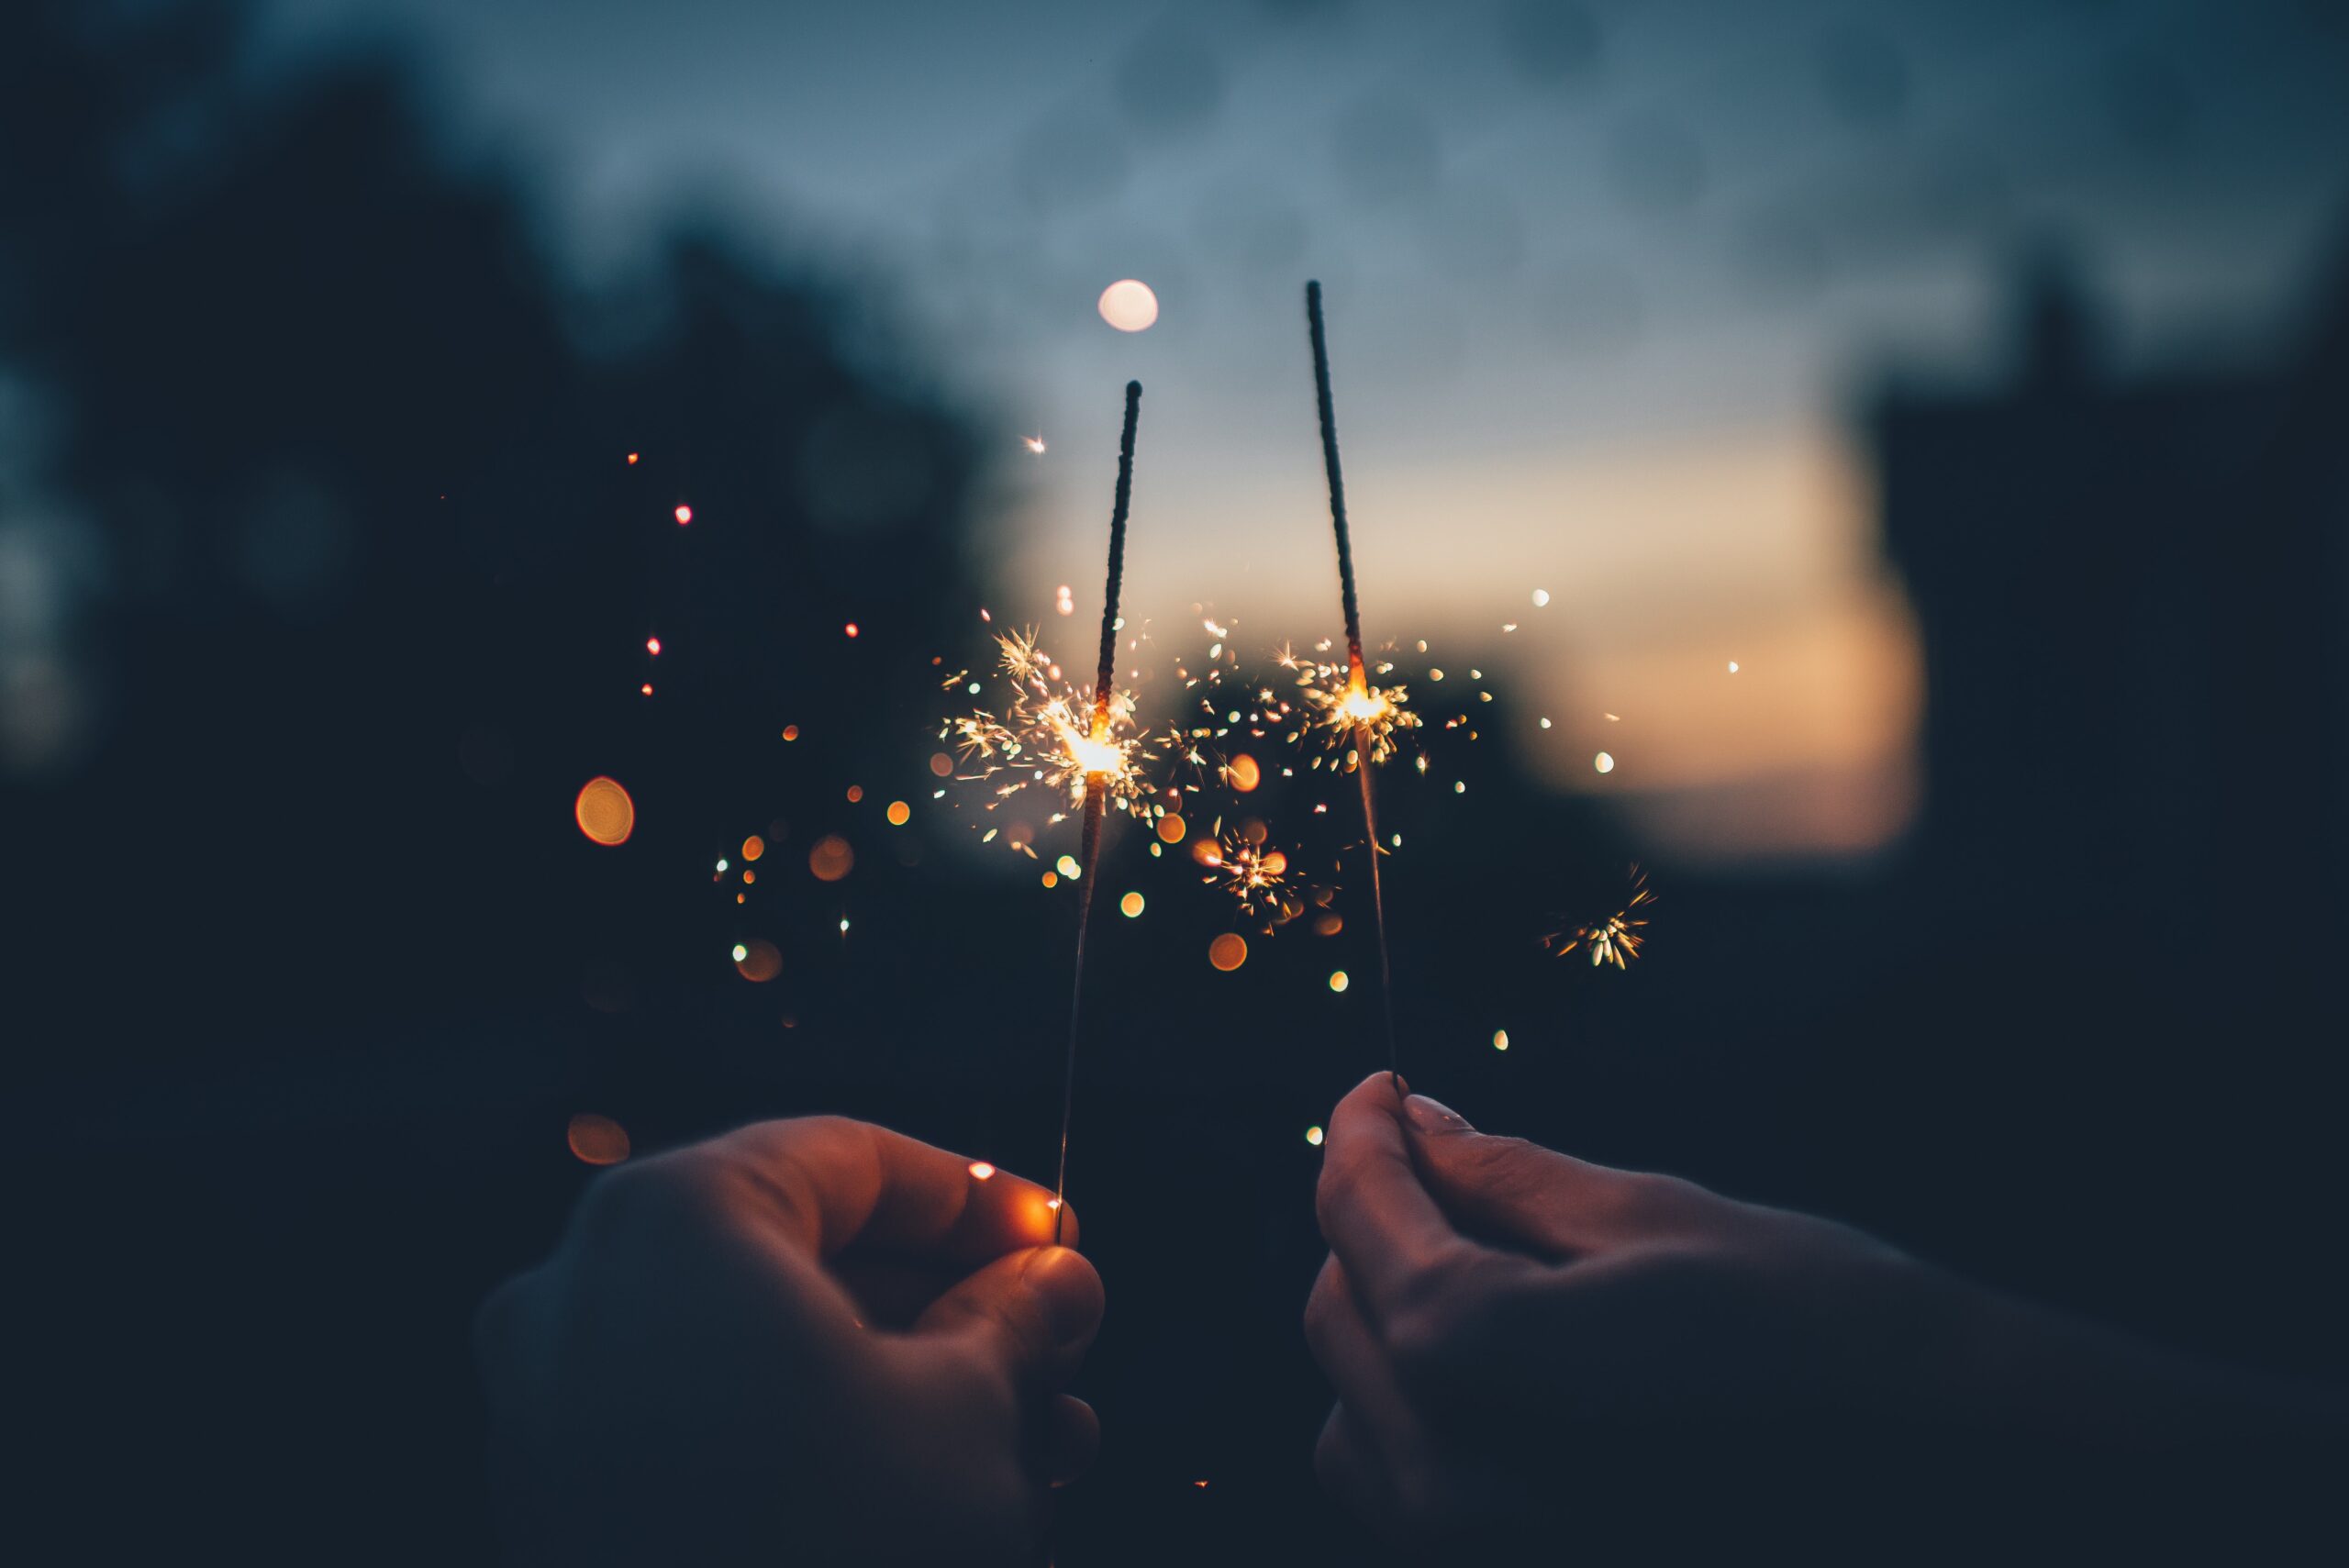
(1023, 1246), (1102, 1346)
(1404, 1094), (1472, 1134)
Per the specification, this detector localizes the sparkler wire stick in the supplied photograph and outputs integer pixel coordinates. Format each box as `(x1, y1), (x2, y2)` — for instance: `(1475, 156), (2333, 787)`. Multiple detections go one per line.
(1052, 379), (1141, 1243)
(1306, 280), (1400, 1087)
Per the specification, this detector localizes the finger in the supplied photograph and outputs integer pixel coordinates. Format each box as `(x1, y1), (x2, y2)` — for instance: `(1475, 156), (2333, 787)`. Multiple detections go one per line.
(1037, 1394), (1100, 1487)
(698, 1116), (1073, 1263)
(1316, 1072), (1477, 1325)
(1302, 1255), (1437, 1479)
(1315, 1404), (1399, 1534)
(1402, 1094), (1698, 1255)
(912, 1245), (1104, 1394)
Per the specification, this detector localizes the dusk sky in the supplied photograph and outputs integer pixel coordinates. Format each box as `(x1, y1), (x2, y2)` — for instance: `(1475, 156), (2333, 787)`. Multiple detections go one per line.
(262, 0), (2349, 859)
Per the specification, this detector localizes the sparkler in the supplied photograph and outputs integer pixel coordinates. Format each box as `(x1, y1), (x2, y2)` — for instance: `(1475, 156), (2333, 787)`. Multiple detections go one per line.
(1544, 864), (1655, 970)
(1305, 280), (1405, 1084)
(1052, 379), (1143, 1242)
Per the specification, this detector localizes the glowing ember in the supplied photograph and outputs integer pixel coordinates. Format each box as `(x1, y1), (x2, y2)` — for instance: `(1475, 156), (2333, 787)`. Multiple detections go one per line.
(567, 1113), (631, 1165)
(674, 504), (693, 525)
(573, 777), (635, 846)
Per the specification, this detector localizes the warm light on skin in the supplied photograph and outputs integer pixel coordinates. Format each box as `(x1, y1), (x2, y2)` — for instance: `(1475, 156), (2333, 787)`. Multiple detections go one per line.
(968, 1162), (996, 1181)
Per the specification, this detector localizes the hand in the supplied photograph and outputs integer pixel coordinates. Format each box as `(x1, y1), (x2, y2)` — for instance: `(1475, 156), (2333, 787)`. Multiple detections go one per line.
(475, 1117), (1104, 1565)
(1304, 1073), (2343, 1551)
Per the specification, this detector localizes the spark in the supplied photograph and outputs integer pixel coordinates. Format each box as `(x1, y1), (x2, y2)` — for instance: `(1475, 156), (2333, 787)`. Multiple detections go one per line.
(1023, 433), (1047, 455)
(1294, 659), (1420, 765)
(674, 504), (693, 525)
(943, 628), (1157, 827)
(645, 637), (662, 655)
(1203, 831), (1289, 916)
(1544, 866), (1655, 971)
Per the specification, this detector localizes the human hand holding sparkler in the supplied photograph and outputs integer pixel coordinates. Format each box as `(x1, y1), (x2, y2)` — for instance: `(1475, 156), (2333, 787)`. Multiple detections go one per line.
(1306, 1073), (2346, 1552)
(475, 1118), (1104, 1565)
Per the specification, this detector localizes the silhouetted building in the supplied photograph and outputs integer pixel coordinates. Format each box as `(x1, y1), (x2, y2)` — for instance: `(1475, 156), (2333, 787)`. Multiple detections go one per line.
(1867, 241), (2349, 968)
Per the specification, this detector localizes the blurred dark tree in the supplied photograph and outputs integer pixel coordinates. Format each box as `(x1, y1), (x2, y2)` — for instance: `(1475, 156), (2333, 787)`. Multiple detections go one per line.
(0, 0), (984, 1078)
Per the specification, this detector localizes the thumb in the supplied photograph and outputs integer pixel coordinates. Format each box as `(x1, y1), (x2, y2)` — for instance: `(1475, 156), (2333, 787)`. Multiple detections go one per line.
(1400, 1095), (1649, 1258)
(913, 1245), (1104, 1392)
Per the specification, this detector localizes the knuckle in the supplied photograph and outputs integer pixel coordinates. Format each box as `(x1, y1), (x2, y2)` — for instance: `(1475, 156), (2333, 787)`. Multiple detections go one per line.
(572, 1150), (722, 1241)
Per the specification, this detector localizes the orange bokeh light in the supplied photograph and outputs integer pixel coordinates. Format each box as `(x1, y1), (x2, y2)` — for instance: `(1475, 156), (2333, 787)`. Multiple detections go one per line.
(626, 451), (640, 465)
(846, 784), (864, 804)
(885, 800), (910, 826)
(782, 725), (801, 742)
(930, 752), (954, 778)
(843, 622), (860, 639)
(1226, 754), (1261, 792)
(808, 835), (855, 883)
(741, 835), (764, 862)
(674, 504), (693, 525)
(1208, 932), (1248, 972)
(646, 637), (662, 655)
(733, 939), (783, 983)
(1156, 814), (1186, 844)
(573, 776), (635, 846)
(567, 1113), (631, 1165)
